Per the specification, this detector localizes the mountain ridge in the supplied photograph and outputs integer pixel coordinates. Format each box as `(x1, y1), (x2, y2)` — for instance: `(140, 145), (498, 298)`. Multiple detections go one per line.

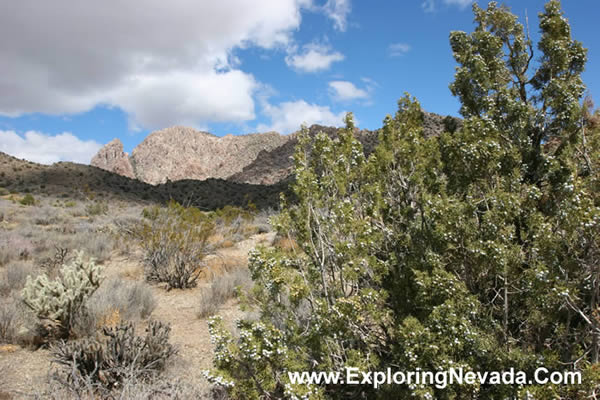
(91, 112), (460, 186)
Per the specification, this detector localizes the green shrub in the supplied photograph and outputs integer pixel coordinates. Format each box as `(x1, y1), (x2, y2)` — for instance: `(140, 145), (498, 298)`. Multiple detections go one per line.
(141, 206), (160, 220)
(206, 2), (600, 398)
(214, 205), (254, 224)
(19, 193), (35, 206)
(51, 320), (176, 392)
(85, 201), (108, 216)
(135, 201), (214, 290)
(22, 251), (103, 341)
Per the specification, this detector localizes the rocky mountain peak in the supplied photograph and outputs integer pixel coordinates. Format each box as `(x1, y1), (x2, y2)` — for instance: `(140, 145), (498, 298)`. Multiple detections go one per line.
(91, 126), (291, 185)
(90, 138), (135, 179)
(91, 113), (459, 186)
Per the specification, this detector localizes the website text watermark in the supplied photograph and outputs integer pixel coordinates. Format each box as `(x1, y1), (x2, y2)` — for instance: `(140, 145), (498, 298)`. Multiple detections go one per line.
(288, 367), (581, 389)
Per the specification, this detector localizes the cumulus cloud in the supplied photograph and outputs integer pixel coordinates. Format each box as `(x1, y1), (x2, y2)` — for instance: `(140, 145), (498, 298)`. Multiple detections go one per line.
(0, 0), (317, 130)
(388, 43), (411, 57)
(0, 130), (102, 164)
(257, 100), (346, 134)
(328, 81), (369, 101)
(286, 43), (345, 73)
(113, 70), (258, 130)
(322, 0), (352, 31)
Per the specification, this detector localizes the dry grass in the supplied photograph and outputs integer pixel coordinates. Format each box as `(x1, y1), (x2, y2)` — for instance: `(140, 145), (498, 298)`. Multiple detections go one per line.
(0, 261), (36, 296)
(0, 170), (279, 397)
(274, 236), (299, 252)
(220, 240), (235, 248)
(119, 263), (145, 280)
(197, 267), (252, 319)
(0, 299), (20, 343)
(80, 278), (156, 335)
(199, 254), (245, 282)
(39, 373), (209, 400)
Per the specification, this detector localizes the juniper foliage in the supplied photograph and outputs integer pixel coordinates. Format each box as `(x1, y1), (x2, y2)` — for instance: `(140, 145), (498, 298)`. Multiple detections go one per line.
(207, 1), (600, 398)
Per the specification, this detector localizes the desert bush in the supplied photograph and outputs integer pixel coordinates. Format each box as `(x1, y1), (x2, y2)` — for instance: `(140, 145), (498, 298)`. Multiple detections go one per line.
(0, 233), (34, 266)
(85, 201), (108, 216)
(21, 251), (103, 341)
(135, 201), (214, 290)
(38, 246), (70, 271)
(87, 278), (156, 326)
(19, 193), (35, 206)
(213, 205), (253, 225)
(0, 298), (20, 343)
(33, 206), (62, 226)
(51, 320), (176, 392)
(80, 233), (113, 263)
(141, 206), (160, 220)
(0, 261), (35, 296)
(44, 372), (206, 400)
(197, 268), (251, 318)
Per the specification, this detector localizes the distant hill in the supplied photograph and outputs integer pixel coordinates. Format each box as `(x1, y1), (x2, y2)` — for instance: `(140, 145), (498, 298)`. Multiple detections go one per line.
(0, 151), (286, 210)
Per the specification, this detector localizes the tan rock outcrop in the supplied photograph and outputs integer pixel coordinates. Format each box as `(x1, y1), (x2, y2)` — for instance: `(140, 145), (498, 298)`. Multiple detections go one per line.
(90, 138), (135, 179)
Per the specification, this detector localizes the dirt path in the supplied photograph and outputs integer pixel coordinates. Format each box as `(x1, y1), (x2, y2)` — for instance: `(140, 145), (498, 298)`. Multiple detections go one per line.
(155, 232), (275, 389)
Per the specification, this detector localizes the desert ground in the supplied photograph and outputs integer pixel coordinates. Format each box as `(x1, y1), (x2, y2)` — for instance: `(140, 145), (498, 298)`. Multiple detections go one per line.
(0, 185), (279, 399)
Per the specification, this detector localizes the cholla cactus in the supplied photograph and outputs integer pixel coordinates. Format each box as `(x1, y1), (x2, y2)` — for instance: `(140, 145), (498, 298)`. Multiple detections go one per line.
(22, 251), (103, 340)
(51, 320), (177, 390)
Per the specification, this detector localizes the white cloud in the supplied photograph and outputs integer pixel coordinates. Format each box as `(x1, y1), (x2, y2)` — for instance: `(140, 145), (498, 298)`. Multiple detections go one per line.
(322, 0), (351, 31)
(444, 0), (473, 9)
(328, 81), (369, 101)
(286, 43), (345, 73)
(258, 100), (346, 134)
(422, 0), (435, 13)
(0, 130), (102, 164)
(388, 43), (411, 57)
(422, 0), (472, 12)
(0, 0), (315, 130)
(113, 70), (258, 130)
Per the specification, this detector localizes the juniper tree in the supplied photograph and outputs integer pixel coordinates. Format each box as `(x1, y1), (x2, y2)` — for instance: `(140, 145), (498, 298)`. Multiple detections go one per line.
(207, 1), (599, 398)
(446, 3), (599, 396)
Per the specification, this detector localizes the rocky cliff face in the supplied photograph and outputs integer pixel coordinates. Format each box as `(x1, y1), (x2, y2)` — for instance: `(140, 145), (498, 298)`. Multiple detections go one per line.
(229, 125), (378, 185)
(91, 126), (291, 185)
(129, 126), (289, 185)
(91, 113), (458, 186)
(90, 138), (135, 179)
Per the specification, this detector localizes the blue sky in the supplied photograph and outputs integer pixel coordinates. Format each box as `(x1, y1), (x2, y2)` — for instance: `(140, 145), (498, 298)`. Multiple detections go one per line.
(0, 0), (598, 164)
